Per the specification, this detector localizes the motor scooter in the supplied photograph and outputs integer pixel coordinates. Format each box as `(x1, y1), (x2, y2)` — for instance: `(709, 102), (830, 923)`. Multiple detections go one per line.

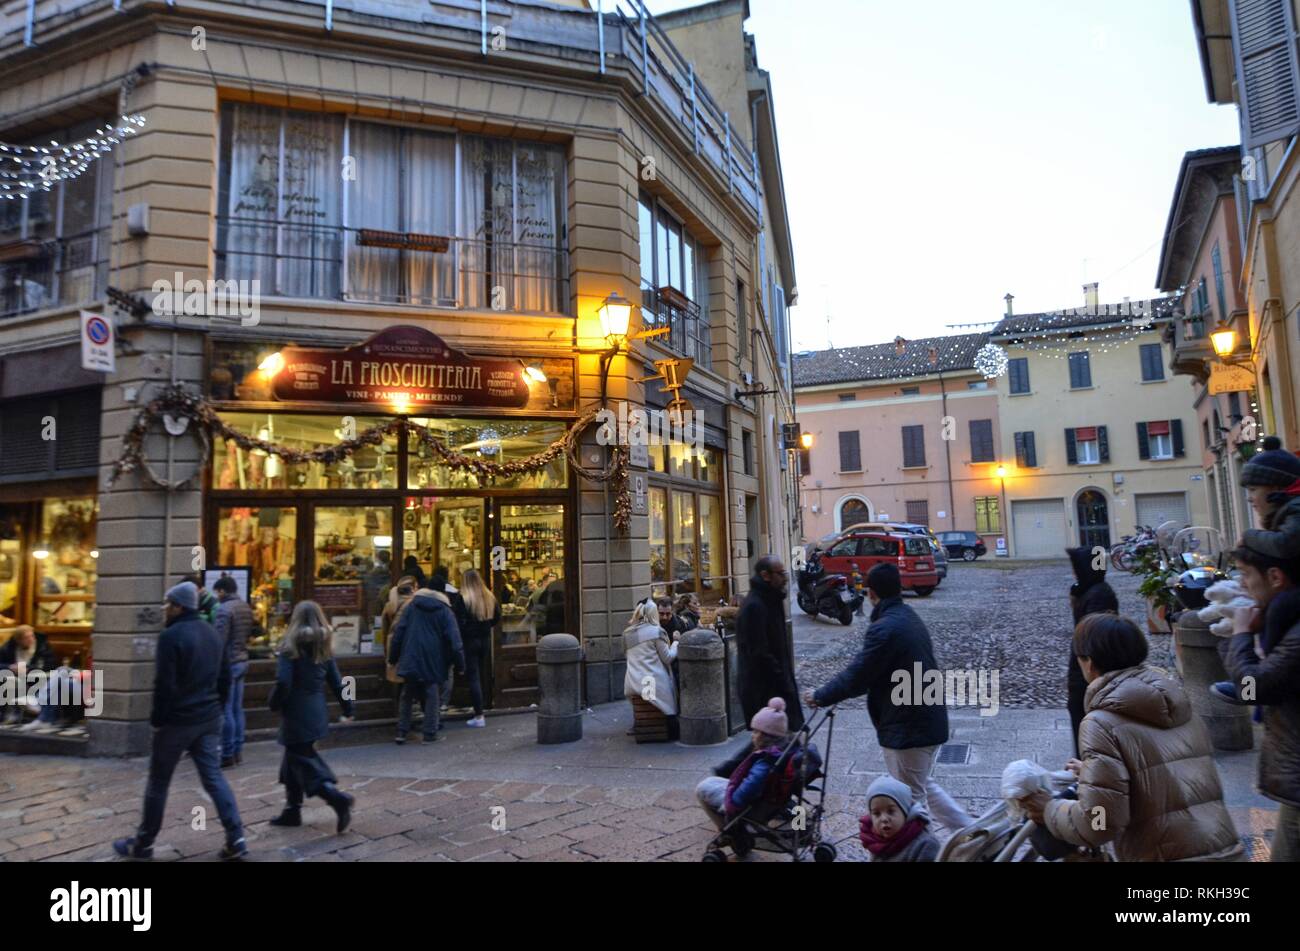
(795, 549), (862, 625)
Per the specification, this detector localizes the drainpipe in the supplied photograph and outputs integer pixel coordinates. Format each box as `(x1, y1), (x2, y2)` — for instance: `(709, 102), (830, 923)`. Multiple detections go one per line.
(939, 370), (956, 531)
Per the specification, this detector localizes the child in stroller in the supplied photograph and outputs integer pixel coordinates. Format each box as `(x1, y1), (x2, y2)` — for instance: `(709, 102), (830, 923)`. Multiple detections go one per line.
(859, 775), (940, 861)
(697, 698), (836, 862)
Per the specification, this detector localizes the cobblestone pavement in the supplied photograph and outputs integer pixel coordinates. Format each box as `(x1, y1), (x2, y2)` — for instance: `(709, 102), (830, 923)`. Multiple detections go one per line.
(793, 558), (1171, 709)
(0, 561), (1275, 862)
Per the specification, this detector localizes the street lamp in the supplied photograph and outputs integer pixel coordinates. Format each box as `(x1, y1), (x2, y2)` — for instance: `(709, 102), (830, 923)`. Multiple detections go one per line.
(598, 291), (633, 346)
(1210, 326), (1238, 360)
(800, 432), (814, 450)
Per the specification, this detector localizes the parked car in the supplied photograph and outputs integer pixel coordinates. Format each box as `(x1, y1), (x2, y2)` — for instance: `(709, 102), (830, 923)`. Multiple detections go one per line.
(937, 531), (987, 562)
(928, 537), (949, 580)
(817, 530), (940, 597)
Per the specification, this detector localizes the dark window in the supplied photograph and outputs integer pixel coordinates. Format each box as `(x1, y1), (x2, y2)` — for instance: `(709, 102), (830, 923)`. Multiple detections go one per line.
(967, 381), (989, 391)
(736, 280), (748, 364)
(1140, 343), (1165, 382)
(1228, 392), (1242, 420)
(838, 431), (862, 472)
(902, 425), (926, 468)
(838, 392), (856, 402)
(901, 386), (920, 396)
(638, 190), (711, 366)
(1014, 431), (1038, 468)
(969, 419), (995, 463)
(905, 500), (929, 526)
(1008, 357), (1030, 394)
(0, 390), (102, 480)
(798, 447), (811, 476)
(741, 429), (754, 476)
(1068, 352), (1092, 389)
(1213, 244), (1228, 321)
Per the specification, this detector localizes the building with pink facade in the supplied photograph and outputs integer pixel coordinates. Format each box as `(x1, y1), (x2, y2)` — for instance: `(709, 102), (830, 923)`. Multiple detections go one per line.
(793, 334), (1006, 547)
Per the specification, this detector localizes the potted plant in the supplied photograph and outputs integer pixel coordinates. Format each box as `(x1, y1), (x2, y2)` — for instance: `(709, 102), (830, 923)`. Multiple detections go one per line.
(1135, 546), (1178, 635)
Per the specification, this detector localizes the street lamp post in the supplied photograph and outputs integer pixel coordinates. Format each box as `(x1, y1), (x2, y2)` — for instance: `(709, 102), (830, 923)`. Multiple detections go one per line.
(995, 463), (1008, 557)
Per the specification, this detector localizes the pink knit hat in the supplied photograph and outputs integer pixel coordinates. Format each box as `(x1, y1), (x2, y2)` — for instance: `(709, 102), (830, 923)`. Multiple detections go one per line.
(750, 697), (789, 737)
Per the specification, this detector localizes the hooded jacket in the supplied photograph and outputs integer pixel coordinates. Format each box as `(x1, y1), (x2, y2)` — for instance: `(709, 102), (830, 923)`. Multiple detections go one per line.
(151, 608), (229, 729)
(1242, 495), (1300, 560)
(1218, 588), (1300, 807)
(388, 591), (465, 685)
(1044, 666), (1243, 862)
(1067, 546), (1119, 626)
(736, 573), (804, 731)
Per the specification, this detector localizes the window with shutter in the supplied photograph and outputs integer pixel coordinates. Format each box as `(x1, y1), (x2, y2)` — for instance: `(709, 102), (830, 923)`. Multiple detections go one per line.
(0, 389), (101, 480)
(838, 431), (861, 472)
(1140, 343), (1165, 381)
(905, 500), (929, 526)
(1014, 431), (1038, 468)
(969, 419), (995, 463)
(902, 425), (926, 468)
(1230, 0), (1300, 149)
(1069, 352), (1092, 389)
(1009, 358), (1030, 394)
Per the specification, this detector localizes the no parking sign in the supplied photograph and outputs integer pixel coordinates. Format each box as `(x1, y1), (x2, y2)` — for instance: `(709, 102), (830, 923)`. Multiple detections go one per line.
(80, 310), (115, 373)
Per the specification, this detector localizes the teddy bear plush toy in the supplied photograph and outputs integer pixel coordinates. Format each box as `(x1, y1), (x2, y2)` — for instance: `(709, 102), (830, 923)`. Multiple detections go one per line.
(1197, 580), (1256, 637)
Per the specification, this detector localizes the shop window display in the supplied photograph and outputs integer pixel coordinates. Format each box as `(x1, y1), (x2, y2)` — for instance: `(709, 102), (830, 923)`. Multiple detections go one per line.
(0, 509), (24, 629)
(313, 506), (394, 655)
(218, 506), (297, 656)
(407, 418), (568, 490)
(649, 487), (667, 587)
(213, 413), (398, 490)
(671, 491), (697, 594)
(33, 499), (98, 629)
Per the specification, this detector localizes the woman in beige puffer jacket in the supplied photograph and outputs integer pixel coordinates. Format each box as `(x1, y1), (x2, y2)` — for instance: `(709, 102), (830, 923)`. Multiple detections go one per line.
(1040, 614), (1242, 862)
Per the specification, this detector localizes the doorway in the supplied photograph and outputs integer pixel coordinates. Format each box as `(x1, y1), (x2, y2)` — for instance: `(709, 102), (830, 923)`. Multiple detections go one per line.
(1076, 489), (1111, 550)
(492, 501), (568, 708)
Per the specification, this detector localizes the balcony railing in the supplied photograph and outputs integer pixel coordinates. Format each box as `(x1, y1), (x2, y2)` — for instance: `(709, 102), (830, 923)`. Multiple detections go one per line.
(214, 217), (569, 314)
(2, 0), (762, 220)
(641, 282), (711, 368)
(0, 230), (106, 319)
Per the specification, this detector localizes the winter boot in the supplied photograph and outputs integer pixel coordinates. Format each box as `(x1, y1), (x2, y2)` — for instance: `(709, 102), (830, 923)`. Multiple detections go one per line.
(322, 783), (355, 834)
(270, 806), (302, 827)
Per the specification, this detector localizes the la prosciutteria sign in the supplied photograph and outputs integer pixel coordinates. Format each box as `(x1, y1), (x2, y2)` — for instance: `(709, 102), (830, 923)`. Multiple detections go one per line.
(270, 326), (529, 409)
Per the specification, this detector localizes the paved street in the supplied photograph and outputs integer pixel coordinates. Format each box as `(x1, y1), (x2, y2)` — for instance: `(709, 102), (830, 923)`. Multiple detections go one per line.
(0, 561), (1279, 862)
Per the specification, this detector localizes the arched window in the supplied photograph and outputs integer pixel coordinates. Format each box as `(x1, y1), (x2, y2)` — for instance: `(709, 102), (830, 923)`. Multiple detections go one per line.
(838, 498), (871, 530)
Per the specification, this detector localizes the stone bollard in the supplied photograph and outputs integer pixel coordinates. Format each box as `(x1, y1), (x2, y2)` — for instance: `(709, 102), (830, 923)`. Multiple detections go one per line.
(536, 633), (583, 744)
(677, 628), (728, 746)
(1173, 611), (1253, 751)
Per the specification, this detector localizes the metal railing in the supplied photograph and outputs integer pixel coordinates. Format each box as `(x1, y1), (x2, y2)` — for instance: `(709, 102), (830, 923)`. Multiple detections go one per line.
(641, 282), (712, 368)
(0, 230), (106, 319)
(4, 0), (762, 219)
(214, 217), (569, 314)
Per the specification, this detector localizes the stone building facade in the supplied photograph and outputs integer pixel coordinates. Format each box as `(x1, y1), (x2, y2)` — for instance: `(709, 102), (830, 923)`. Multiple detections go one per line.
(0, 0), (798, 755)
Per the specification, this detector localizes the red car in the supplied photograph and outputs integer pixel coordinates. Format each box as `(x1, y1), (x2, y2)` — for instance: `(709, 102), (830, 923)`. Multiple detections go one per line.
(818, 531), (940, 597)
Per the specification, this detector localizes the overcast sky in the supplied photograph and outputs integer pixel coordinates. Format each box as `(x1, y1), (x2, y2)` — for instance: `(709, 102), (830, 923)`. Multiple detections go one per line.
(641, 0), (1242, 351)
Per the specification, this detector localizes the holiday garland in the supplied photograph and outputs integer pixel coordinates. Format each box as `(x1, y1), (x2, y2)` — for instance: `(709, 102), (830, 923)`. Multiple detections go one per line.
(111, 384), (632, 533)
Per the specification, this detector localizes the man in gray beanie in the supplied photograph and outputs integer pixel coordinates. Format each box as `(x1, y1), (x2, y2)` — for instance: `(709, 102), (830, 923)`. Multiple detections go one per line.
(113, 581), (247, 860)
(1240, 436), (1300, 559)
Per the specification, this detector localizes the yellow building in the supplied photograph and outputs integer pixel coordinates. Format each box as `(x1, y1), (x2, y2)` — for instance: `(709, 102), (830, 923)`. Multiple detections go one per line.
(1192, 0), (1300, 449)
(990, 288), (1211, 558)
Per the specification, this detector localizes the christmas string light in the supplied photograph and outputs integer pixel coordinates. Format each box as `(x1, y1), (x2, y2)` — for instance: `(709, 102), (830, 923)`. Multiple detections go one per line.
(974, 342), (1010, 379)
(0, 114), (146, 199)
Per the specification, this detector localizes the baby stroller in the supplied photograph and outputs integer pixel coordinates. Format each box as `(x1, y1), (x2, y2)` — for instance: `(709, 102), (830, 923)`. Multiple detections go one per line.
(702, 707), (838, 863)
(939, 770), (1110, 862)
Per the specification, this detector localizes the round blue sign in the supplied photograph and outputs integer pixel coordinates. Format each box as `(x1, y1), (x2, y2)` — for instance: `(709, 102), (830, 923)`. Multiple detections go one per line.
(86, 317), (110, 345)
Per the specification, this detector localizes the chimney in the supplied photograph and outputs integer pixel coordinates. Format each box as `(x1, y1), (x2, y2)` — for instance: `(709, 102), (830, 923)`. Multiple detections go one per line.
(1004, 293), (1015, 317)
(1084, 282), (1100, 311)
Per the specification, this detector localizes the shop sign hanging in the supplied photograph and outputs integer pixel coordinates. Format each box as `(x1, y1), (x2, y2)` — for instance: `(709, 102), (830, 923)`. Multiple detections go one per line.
(267, 325), (530, 409)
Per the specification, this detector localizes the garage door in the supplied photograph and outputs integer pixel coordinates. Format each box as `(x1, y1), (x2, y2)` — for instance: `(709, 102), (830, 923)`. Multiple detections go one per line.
(1011, 499), (1067, 559)
(1135, 492), (1189, 532)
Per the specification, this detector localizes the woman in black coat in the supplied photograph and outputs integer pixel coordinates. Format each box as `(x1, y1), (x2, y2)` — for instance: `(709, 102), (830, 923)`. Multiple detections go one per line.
(269, 601), (356, 832)
(457, 569), (500, 727)
(1065, 547), (1119, 756)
